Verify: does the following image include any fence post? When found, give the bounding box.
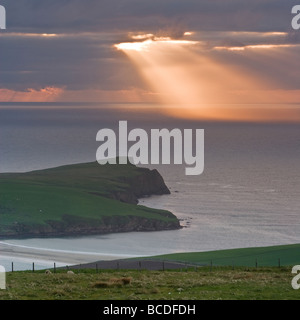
[54,263,56,273]
[255,259,258,268]
[210,260,212,272]
[32,262,35,273]
[11,262,14,273]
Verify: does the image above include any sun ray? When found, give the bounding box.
[115,35,300,122]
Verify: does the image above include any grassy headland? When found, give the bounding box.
[0,161,180,238]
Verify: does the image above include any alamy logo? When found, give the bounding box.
[0,5,6,29]
[291,265,300,289]
[292,5,300,30]
[96,121,204,176]
[0,265,5,290]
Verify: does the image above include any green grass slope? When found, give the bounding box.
[0,267,297,300]
[0,162,180,238]
[146,243,300,267]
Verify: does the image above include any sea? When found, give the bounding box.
[0,104,299,270]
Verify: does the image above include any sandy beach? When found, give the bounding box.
[0,241,197,272]
[0,241,128,268]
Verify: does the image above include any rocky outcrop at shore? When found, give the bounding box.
[3,213,180,239]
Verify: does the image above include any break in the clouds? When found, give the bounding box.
[0,0,300,107]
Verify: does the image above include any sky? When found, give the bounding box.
[0,0,300,121]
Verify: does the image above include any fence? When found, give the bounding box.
[7,257,286,273]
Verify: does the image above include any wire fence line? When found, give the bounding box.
[7,257,285,273]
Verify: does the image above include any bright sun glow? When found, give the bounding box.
[114,37,197,52]
[114,33,300,122]
[115,40,153,52]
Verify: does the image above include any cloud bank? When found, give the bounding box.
[0,0,299,108]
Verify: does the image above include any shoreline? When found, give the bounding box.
[0,241,136,267]
[2,241,300,271]
[0,241,300,271]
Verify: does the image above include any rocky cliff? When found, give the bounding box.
[3,213,180,239]
[110,168,171,204]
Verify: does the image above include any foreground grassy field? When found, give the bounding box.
[0,266,299,300]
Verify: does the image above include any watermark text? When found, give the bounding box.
[96,121,204,176]
[0,265,5,290]
[291,265,300,289]
[292,5,300,30]
[0,5,6,30]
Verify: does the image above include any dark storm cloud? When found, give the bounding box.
[1,0,299,33]
[0,33,143,91]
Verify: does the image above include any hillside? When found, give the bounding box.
[143,243,300,267]
[0,161,180,238]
